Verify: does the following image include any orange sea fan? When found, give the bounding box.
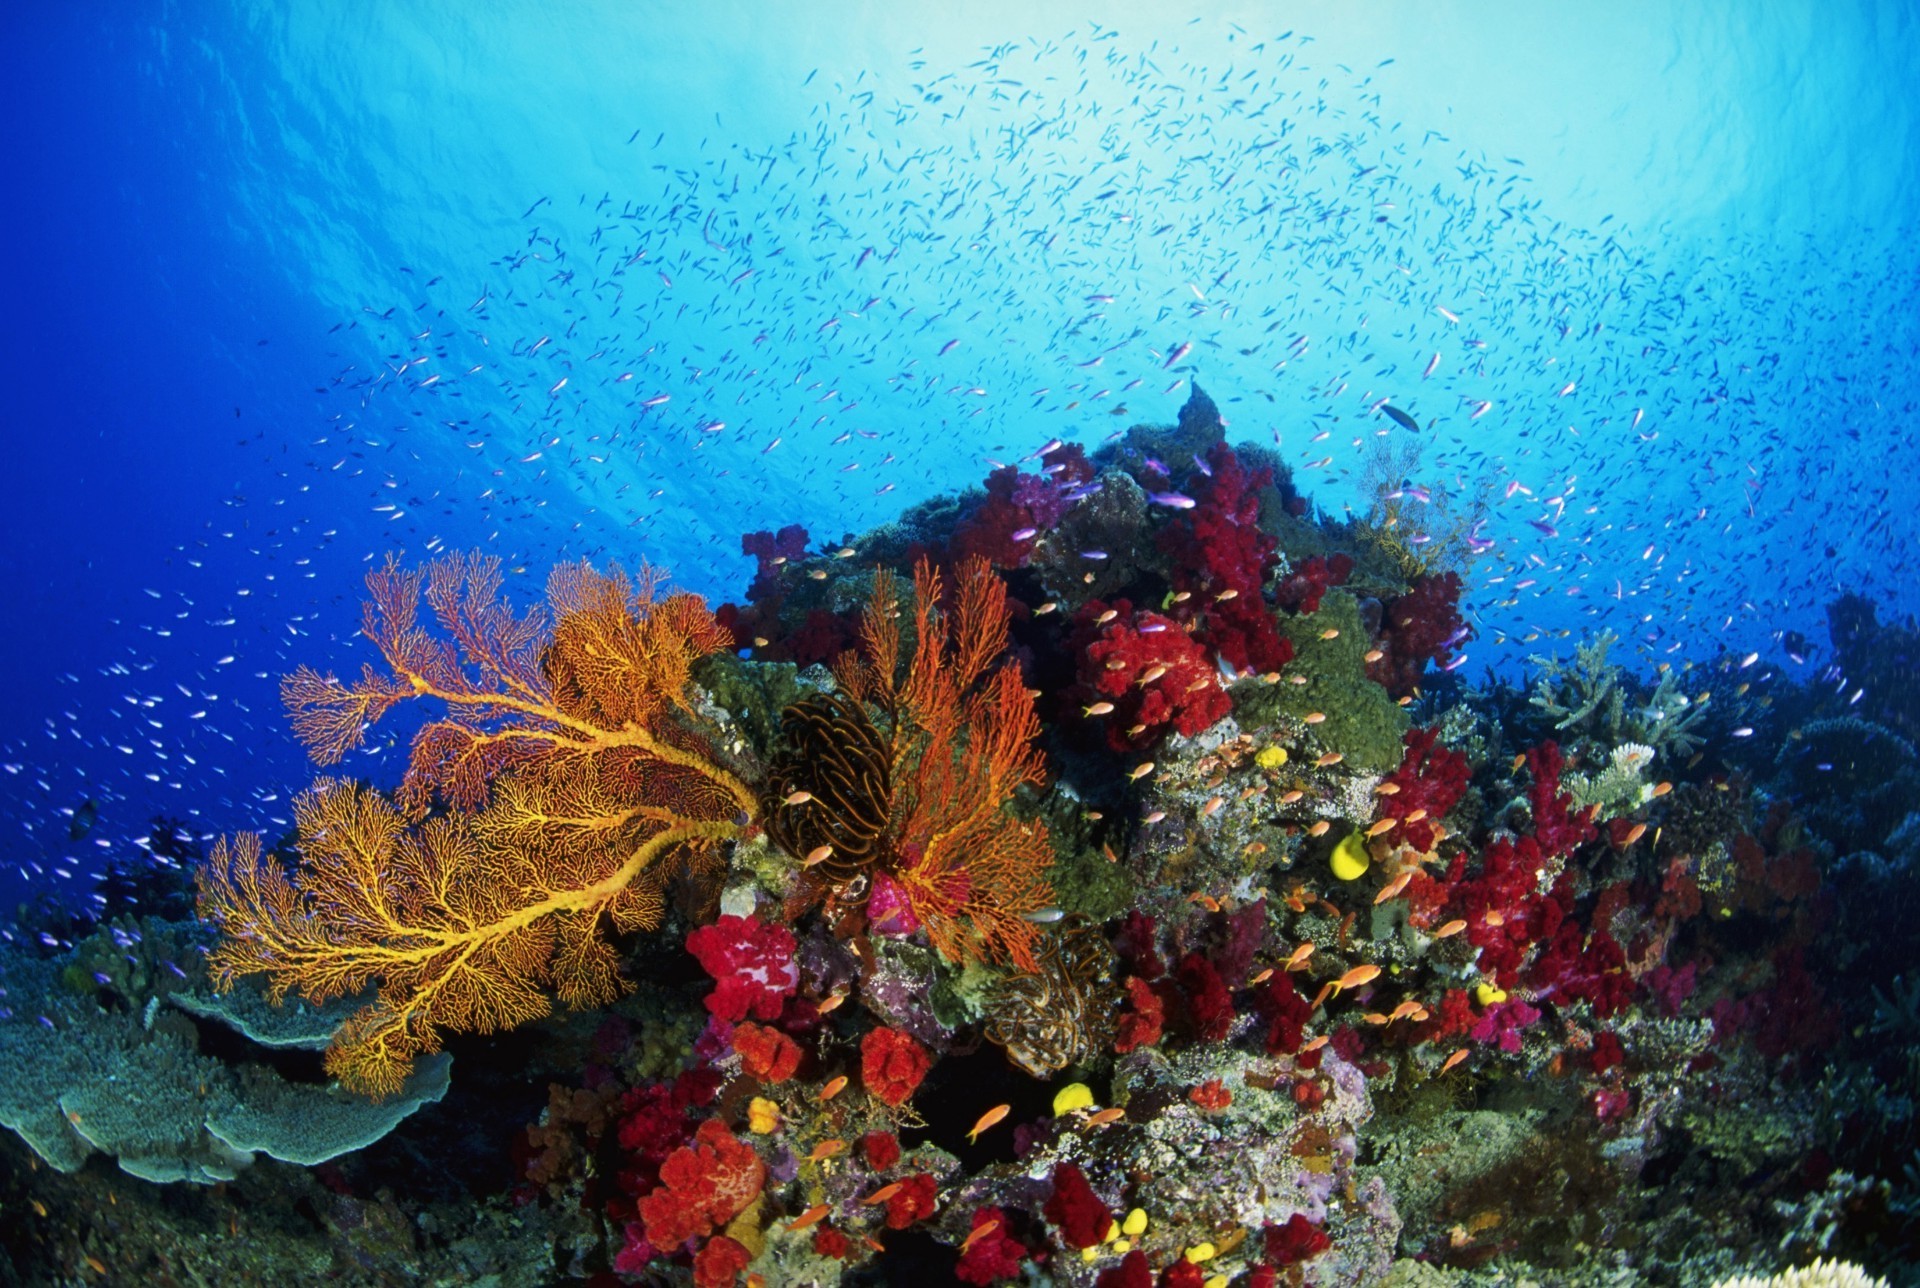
[199,552,757,1097]
[839,555,1054,971]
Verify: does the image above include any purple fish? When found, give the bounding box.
[1147,491,1197,510]
[1080,550,1109,561]
[1142,455,1170,476]
[1529,519,1559,538]
[1191,453,1214,478]
[1010,528,1038,542]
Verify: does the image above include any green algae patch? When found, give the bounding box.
[1233,588,1408,773]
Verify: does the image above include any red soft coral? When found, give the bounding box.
[1160,1262,1206,1288]
[1256,972,1314,1055]
[1274,553,1354,615]
[1043,1161,1112,1249]
[1264,1213,1333,1264]
[1096,1250,1155,1288]
[951,449,1092,570]
[1367,571,1466,698]
[1071,600,1232,751]
[638,1117,767,1250]
[1376,726,1471,854]
[812,1225,852,1259]
[685,915,799,1023]
[692,1234,752,1288]
[955,1205,1027,1285]
[862,1027,931,1108]
[863,1130,901,1170]
[1114,975,1166,1053]
[883,1172,939,1229]
[1157,442,1294,675]
[730,1022,801,1083]
[1175,952,1235,1042]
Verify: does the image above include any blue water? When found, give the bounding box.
[1,0,1916,914]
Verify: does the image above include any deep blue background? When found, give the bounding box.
[3,1,1916,915]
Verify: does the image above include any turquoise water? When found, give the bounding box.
[2,4,1918,1284]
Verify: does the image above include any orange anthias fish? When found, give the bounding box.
[786,1204,832,1232]
[1439,1048,1470,1075]
[1083,1106,1126,1128]
[1330,964,1382,995]
[1283,941,1315,971]
[863,1182,905,1206]
[804,1139,847,1164]
[968,1104,1011,1143]
[819,1075,849,1101]
[960,1217,1004,1253]
[1374,869,1415,904]
[1432,919,1468,938]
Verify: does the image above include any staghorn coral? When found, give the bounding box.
[828,555,1057,970]
[198,554,757,1097]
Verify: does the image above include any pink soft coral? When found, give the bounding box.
[685,914,799,1022]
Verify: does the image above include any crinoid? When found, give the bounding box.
[764,691,892,883]
[983,915,1119,1077]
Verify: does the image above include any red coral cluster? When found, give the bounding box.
[1157,442,1295,675]
[955,1206,1027,1285]
[1376,726,1471,853]
[1264,1213,1333,1264]
[1437,743,1595,988]
[731,1022,801,1083]
[1274,553,1354,614]
[1042,1162,1112,1249]
[637,1117,767,1249]
[1114,975,1166,1053]
[1256,972,1315,1055]
[882,1173,939,1229]
[686,915,800,1022]
[1175,952,1236,1041]
[951,447,1095,569]
[1070,600,1232,751]
[1367,570,1466,698]
[861,1026,931,1107]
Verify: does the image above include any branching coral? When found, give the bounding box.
[197,553,756,1096]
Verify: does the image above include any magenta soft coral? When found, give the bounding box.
[1377,726,1471,853]
[1156,442,1295,675]
[685,914,799,1022]
[951,447,1093,569]
[1072,600,1231,751]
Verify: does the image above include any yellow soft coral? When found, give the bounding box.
[198,554,755,1097]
